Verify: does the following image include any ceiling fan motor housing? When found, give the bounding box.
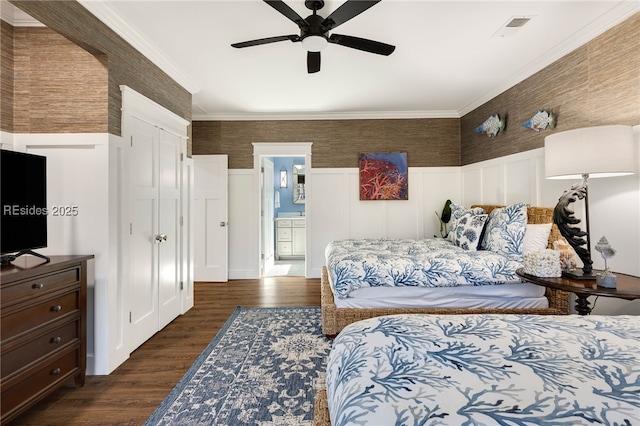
[301,14,329,51]
[304,0,325,11]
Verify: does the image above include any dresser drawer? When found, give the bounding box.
[277,220,292,228]
[1,347,80,422]
[1,267,79,307]
[1,291,80,341]
[1,319,79,379]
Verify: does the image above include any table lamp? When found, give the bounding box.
[544,125,635,279]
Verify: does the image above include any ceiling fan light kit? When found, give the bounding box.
[301,35,328,52]
[231,0,395,73]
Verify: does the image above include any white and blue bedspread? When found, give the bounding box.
[326,314,640,426]
[325,238,523,299]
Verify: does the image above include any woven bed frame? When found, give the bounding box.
[320,205,570,337]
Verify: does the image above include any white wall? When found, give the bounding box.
[1,132,129,375]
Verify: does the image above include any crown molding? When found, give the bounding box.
[192,109,461,121]
[0,0,44,27]
[77,0,200,94]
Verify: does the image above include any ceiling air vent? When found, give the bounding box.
[493,16,534,37]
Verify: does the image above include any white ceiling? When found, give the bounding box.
[4,1,639,120]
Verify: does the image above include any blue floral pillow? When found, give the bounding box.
[480,203,528,256]
[452,211,488,250]
[447,203,485,242]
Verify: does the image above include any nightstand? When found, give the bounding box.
[516,268,640,315]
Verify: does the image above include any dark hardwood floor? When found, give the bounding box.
[9,277,321,425]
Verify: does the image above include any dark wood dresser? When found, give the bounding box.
[1,255,93,424]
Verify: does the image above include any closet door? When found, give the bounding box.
[129,116,160,348]
[157,130,182,329]
[128,116,182,350]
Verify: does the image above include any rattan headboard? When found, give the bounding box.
[472,205,562,249]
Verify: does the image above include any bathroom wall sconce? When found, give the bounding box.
[280,169,288,188]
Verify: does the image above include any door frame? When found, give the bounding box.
[252,143,312,277]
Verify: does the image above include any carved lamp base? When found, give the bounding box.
[561,268,600,280]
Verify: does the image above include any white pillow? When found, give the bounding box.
[522,223,553,253]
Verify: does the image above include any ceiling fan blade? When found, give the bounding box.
[322,0,381,30]
[264,0,308,28]
[329,33,395,55]
[307,51,321,73]
[232,35,299,48]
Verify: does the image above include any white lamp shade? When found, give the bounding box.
[544,125,636,179]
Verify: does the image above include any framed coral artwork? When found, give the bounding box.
[359,152,408,200]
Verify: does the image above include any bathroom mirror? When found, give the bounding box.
[293,165,305,204]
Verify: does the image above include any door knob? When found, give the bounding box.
[220,222,227,227]
[154,234,168,244]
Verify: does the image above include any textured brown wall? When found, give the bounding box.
[1,21,14,132]
[192,118,460,169]
[461,13,640,165]
[12,27,108,133]
[6,0,191,138]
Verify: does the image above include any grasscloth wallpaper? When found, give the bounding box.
[1,21,14,132]
[192,118,460,169]
[460,12,639,165]
[4,0,191,140]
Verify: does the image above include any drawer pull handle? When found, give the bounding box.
[51,368,61,375]
[51,305,63,312]
[32,283,45,289]
[51,337,62,344]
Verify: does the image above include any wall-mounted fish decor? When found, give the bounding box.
[475,114,505,138]
[522,109,556,132]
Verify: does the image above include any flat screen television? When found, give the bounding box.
[1,149,50,266]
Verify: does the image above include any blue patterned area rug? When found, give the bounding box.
[144,306,331,426]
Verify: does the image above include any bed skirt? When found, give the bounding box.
[320,266,569,337]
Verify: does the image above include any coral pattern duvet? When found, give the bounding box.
[326,314,640,426]
[325,238,523,299]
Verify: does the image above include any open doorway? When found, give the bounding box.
[263,156,305,277]
[252,143,312,278]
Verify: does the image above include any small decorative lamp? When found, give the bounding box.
[280,168,288,188]
[544,125,635,279]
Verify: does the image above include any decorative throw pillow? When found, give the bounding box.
[452,211,489,250]
[447,203,485,242]
[480,202,528,256]
[522,223,552,253]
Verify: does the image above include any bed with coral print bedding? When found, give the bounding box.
[325,238,524,299]
[325,203,531,300]
[325,314,640,426]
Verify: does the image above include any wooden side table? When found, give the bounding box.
[516,268,640,315]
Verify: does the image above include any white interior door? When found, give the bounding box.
[261,159,275,275]
[194,155,228,282]
[181,156,195,313]
[157,130,182,329]
[128,116,160,349]
[128,115,183,349]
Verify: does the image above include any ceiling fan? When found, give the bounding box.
[231,0,395,73]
